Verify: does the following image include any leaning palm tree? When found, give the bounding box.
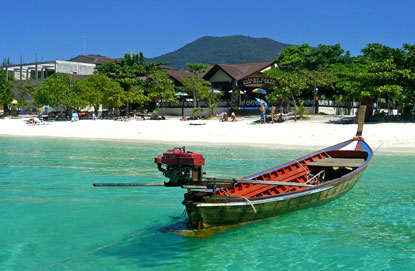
[205,91,222,118]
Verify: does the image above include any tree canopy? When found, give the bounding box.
[0,70,13,106]
[75,74,125,113]
[270,42,415,119]
[95,53,163,108]
[34,73,75,113]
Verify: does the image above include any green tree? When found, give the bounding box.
[187,63,209,108]
[148,70,177,115]
[204,91,222,118]
[11,80,38,100]
[12,99,28,116]
[307,44,351,70]
[180,76,211,115]
[402,43,415,71]
[76,74,124,115]
[0,70,14,110]
[96,53,161,111]
[187,63,209,74]
[361,43,404,66]
[300,68,336,113]
[276,43,312,71]
[34,73,75,116]
[265,69,310,120]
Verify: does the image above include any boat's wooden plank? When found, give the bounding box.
[204,177,313,187]
[93,182,164,186]
[182,185,208,189]
[221,179,313,187]
[307,158,365,168]
[239,166,310,198]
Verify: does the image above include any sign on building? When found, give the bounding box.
[241,77,277,86]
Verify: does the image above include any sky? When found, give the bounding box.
[1,0,415,64]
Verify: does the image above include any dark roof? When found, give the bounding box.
[69,55,115,65]
[203,61,274,81]
[159,66,193,84]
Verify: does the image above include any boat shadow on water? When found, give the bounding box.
[158,215,283,239]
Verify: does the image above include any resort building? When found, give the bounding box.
[2,55,115,82]
[202,61,278,93]
[1,54,357,116]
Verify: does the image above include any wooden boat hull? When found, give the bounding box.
[183,137,373,229]
[185,170,364,228]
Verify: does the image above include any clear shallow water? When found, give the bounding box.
[0,137,414,270]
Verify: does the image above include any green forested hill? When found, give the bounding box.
[147,35,294,69]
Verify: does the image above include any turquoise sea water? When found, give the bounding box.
[0,137,414,270]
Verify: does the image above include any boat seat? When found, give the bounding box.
[306,158,365,168]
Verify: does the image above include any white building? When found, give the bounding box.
[2,55,115,81]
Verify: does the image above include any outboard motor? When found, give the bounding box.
[155,147,205,187]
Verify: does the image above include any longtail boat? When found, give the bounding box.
[94,106,372,232]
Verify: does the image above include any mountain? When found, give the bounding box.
[147,35,294,70]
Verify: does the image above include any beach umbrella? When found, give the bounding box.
[175,92,188,96]
[255,98,269,109]
[252,88,267,94]
[209,89,221,93]
[175,92,188,119]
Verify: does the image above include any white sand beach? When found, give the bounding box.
[1,115,414,152]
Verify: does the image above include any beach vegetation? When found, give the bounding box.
[148,70,177,114]
[295,101,308,120]
[275,43,312,71]
[180,75,211,109]
[0,70,13,108]
[270,42,415,120]
[192,108,204,119]
[11,80,38,101]
[264,69,310,120]
[96,53,161,111]
[187,63,209,109]
[204,90,223,118]
[75,74,124,114]
[34,73,77,117]
[11,99,28,116]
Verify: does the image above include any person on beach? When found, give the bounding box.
[271,105,276,124]
[219,112,228,122]
[260,103,266,124]
[231,112,237,122]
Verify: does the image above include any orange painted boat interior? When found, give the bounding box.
[215,148,368,200]
[216,152,329,199]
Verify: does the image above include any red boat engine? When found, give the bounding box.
[155,147,205,187]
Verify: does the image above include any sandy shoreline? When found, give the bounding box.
[1,115,414,153]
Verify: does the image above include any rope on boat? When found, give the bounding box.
[221,189,257,214]
[294,158,315,183]
[294,158,325,185]
[294,158,309,174]
[305,170,325,185]
[35,229,145,271]
[323,151,332,158]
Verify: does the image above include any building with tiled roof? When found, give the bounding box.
[202,61,278,89]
